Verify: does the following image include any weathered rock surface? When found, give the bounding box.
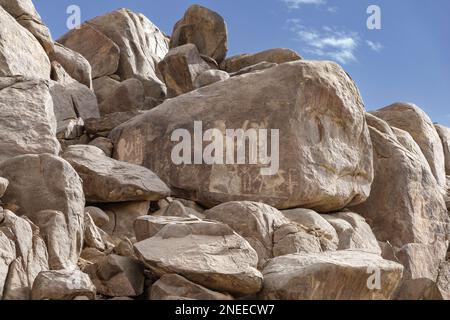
[89,137,114,157]
[98,78,145,115]
[86,8,169,98]
[152,200,204,219]
[151,274,233,300]
[0,210,49,300]
[56,118,84,140]
[372,103,446,189]
[85,254,145,297]
[58,23,120,79]
[51,43,92,89]
[353,114,449,299]
[85,207,110,229]
[170,5,228,63]
[101,201,151,238]
[0,154,85,270]
[93,76,121,105]
[221,48,301,73]
[134,216,200,242]
[322,211,381,254]
[0,6,50,79]
[230,62,278,77]
[205,201,322,268]
[435,124,450,175]
[194,69,229,89]
[282,208,338,251]
[436,262,450,300]
[31,270,96,300]
[85,111,144,136]
[62,145,170,203]
[134,220,263,295]
[158,44,211,97]
[0,77,60,163]
[84,213,107,252]
[111,60,373,212]
[260,251,404,300]
[65,81,100,120]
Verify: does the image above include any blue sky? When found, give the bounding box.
[34,0,450,126]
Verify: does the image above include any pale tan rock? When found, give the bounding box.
[48,80,78,123]
[84,111,144,136]
[62,145,170,203]
[50,61,77,86]
[0,77,60,163]
[134,220,263,295]
[89,137,114,157]
[0,6,51,79]
[65,81,100,120]
[85,207,110,228]
[101,201,151,238]
[151,274,233,300]
[260,251,404,300]
[221,48,301,73]
[230,62,278,77]
[56,118,84,140]
[322,211,381,255]
[158,44,211,97]
[28,210,76,270]
[0,210,49,300]
[84,213,106,251]
[436,261,450,300]
[0,154,85,270]
[32,270,96,300]
[87,8,169,98]
[98,78,145,115]
[0,0,54,55]
[85,254,145,297]
[205,201,321,268]
[353,114,449,299]
[435,124,450,175]
[0,230,16,300]
[0,177,8,198]
[170,5,228,63]
[152,200,204,219]
[134,216,201,242]
[58,23,120,79]
[194,69,229,89]
[282,208,338,251]
[51,43,92,89]
[111,61,373,212]
[372,103,446,189]
[93,76,121,104]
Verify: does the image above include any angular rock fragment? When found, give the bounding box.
[194,69,229,89]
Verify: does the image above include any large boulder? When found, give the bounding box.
[98,78,145,115]
[150,274,233,300]
[260,251,404,300]
[0,177,8,198]
[435,124,450,175]
[0,154,85,269]
[221,48,302,73]
[0,6,50,79]
[65,81,100,120]
[353,114,449,299]
[84,111,144,136]
[58,23,120,79]
[31,270,96,300]
[170,5,228,63]
[372,103,446,189]
[86,8,169,97]
[0,210,49,300]
[158,44,211,97]
[62,145,170,203]
[204,201,323,268]
[0,0,54,55]
[51,43,92,89]
[134,220,263,296]
[194,69,230,89]
[0,77,60,163]
[111,60,373,212]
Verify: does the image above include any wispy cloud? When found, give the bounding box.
[366,40,384,52]
[282,0,326,10]
[287,20,359,64]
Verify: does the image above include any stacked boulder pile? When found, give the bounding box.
[0,0,449,300]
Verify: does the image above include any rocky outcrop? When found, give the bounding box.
[372,103,447,189]
[98,78,145,115]
[111,60,373,212]
[435,124,450,175]
[353,113,449,299]
[0,77,60,163]
[170,5,228,63]
[62,145,170,203]
[260,251,404,300]
[194,69,230,89]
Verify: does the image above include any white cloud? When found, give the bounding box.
[366,40,384,52]
[282,0,326,9]
[288,20,359,64]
